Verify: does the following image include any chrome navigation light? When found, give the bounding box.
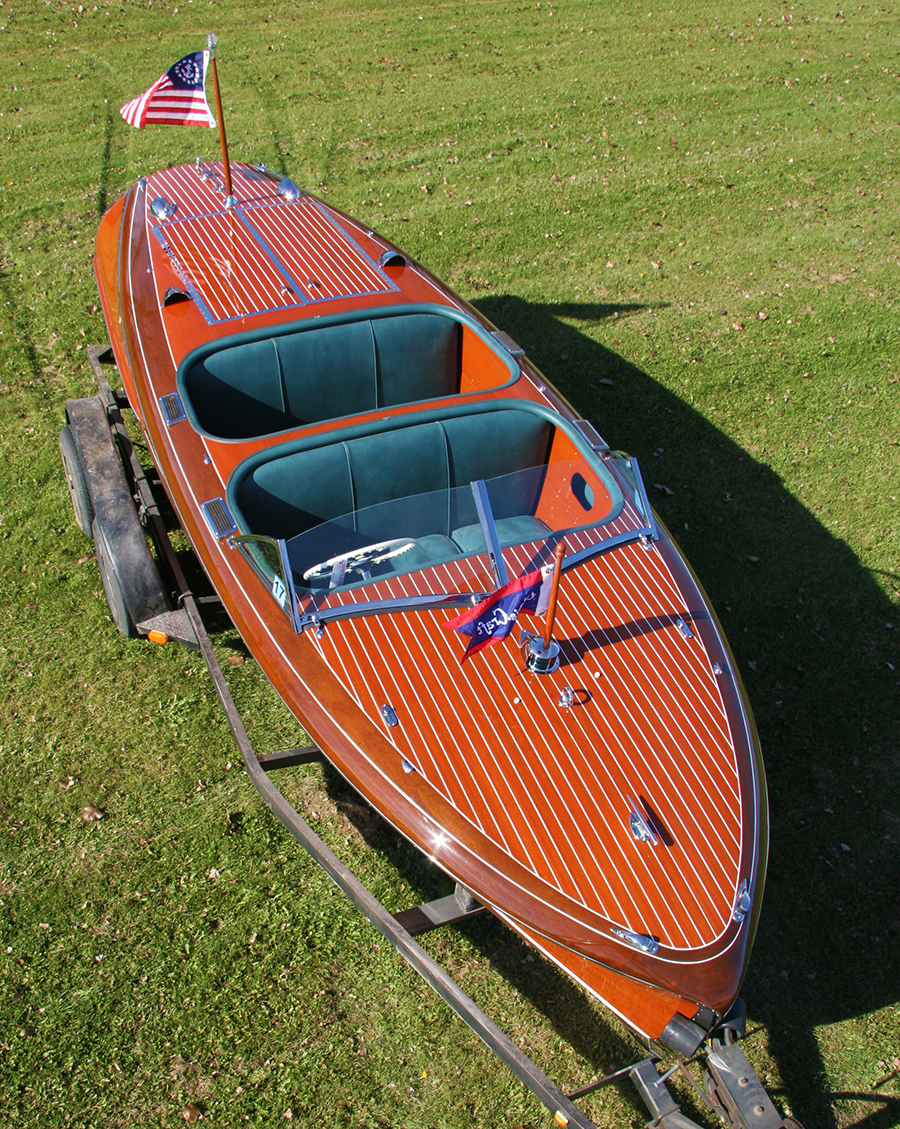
[277,177,301,200]
[150,197,177,219]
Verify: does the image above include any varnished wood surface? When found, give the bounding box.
[92,161,767,1038]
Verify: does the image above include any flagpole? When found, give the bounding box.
[542,541,566,650]
[206,33,234,205]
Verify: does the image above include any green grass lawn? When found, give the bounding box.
[1,2,898,1126]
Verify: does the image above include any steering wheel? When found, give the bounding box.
[302,537,417,582]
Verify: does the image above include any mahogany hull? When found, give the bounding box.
[93,161,767,1042]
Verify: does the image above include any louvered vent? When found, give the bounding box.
[159,392,187,426]
[201,498,237,538]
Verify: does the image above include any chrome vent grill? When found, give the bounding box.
[159,392,186,426]
[201,498,237,538]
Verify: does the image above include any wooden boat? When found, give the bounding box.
[88,158,767,1054]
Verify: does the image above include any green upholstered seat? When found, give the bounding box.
[180,311,463,440]
[230,407,553,545]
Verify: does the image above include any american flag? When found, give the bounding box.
[120,51,215,129]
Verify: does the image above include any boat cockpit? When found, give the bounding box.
[225,400,657,632]
[176,303,520,440]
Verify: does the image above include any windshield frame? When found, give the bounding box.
[278,450,658,635]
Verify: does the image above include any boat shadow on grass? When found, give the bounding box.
[319,295,898,1129]
[473,296,900,1129]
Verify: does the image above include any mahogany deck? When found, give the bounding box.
[93,160,767,1041]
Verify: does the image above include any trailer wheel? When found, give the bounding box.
[92,516,138,638]
[66,394,171,638]
[59,425,94,538]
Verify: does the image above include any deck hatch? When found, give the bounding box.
[201,497,237,538]
[159,391,187,426]
[150,195,399,325]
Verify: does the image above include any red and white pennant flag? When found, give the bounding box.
[120,51,216,129]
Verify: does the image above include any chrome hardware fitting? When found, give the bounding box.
[150,196,177,219]
[401,759,415,774]
[558,686,575,709]
[732,879,752,922]
[379,250,406,268]
[675,615,694,639]
[159,391,186,427]
[490,330,525,357]
[712,662,724,676]
[574,419,609,452]
[277,177,300,200]
[162,286,190,307]
[200,498,237,538]
[627,795,659,846]
[612,928,660,955]
[381,704,399,728]
[522,631,561,675]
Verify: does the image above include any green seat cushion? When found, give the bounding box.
[278,319,376,425]
[181,310,468,440]
[373,314,460,407]
[451,516,551,555]
[186,338,285,439]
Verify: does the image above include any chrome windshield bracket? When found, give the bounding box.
[471,478,509,588]
[629,456,659,540]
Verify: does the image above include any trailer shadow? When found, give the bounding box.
[315,757,660,1121]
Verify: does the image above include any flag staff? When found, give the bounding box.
[541,541,566,650]
[206,33,234,205]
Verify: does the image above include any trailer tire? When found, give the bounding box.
[66,394,171,637]
[59,425,94,538]
[92,517,139,638]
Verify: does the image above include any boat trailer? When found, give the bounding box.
[59,344,802,1129]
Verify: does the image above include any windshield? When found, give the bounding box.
[283,456,649,600]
